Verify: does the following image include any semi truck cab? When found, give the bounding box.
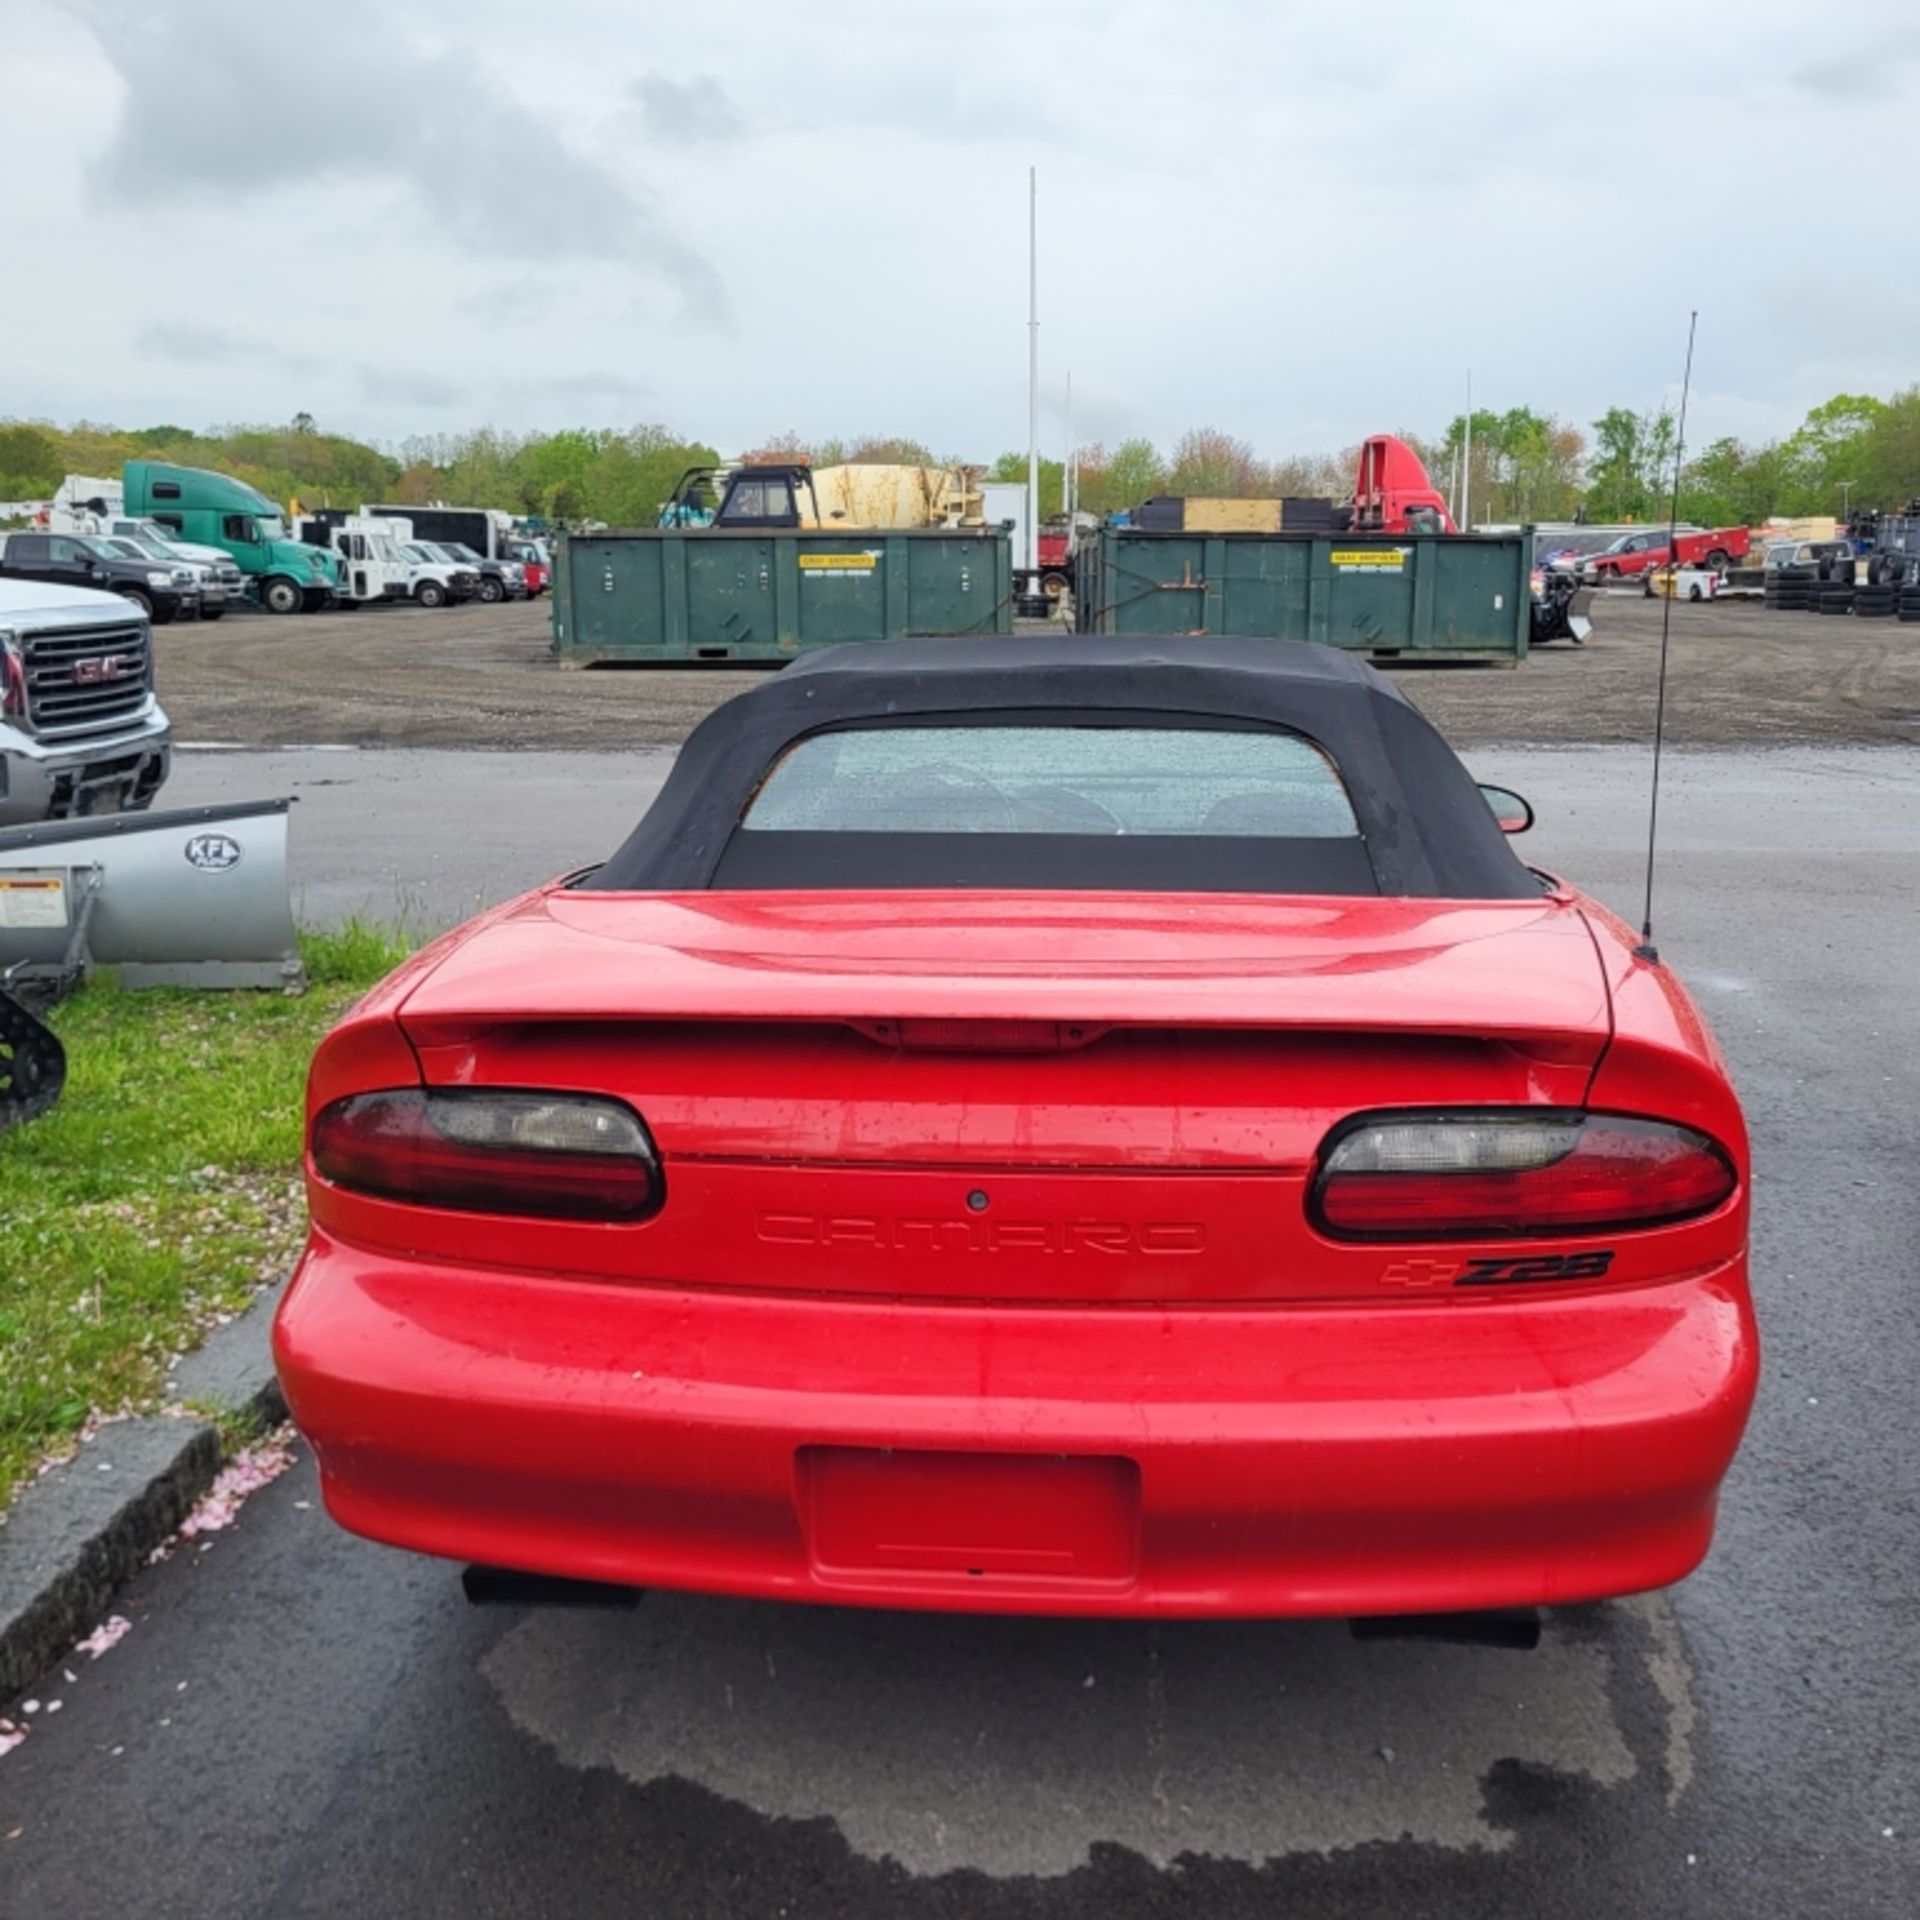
[125,461,342,614]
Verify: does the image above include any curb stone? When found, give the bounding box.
[0,1276,288,1701]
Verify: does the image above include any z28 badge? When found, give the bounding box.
[1379,1251,1617,1288]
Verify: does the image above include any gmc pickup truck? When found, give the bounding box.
[0,578,171,824]
[1581,525,1751,581]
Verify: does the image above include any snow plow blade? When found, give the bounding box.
[1531,577,1593,646]
[0,798,303,993]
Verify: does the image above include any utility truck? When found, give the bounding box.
[293,514,417,605]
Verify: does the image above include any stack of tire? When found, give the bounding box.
[1855,555,1909,621]
[1766,554,1919,619]
[1765,565,1815,613]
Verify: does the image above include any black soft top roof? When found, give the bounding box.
[584,635,1537,899]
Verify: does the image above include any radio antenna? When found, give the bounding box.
[1635,309,1698,965]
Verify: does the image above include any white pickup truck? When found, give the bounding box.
[0,578,171,824]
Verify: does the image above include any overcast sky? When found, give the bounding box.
[6,0,1918,462]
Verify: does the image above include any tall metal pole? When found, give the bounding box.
[1027,165,1040,575]
[1460,369,1473,530]
[1063,369,1073,517]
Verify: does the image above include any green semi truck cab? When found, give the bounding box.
[124,461,343,614]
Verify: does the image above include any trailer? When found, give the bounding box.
[1073,527,1533,664]
[362,505,513,559]
[551,528,1012,666]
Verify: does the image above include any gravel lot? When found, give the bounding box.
[156,592,1920,752]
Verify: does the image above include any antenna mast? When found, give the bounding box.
[1635,309,1699,965]
[1026,165,1040,578]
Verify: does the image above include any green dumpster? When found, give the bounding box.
[551,529,1012,666]
[1074,528,1532,664]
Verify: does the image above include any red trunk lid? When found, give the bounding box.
[389,889,1611,1304]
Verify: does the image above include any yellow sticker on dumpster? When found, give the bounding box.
[1330,548,1406,571]
[0,875,68,929]
[798,553,880,572]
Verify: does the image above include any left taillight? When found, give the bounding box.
[311,1088,663,1222]
[1310,1110,1737,1241]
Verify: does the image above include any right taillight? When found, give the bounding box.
[311,1088,662,1222]
[1311,1110,1737,1241]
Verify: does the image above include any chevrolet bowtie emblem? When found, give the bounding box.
[1377,1259,1463,1290]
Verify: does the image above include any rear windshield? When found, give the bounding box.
[709,717,1377,893]
[741,724,1360,838]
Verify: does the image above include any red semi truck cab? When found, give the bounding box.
[1352,435,1456,534]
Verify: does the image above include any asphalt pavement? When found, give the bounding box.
[2,742,1915,1917]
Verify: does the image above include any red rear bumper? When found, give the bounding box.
[275,1236,1757,1618]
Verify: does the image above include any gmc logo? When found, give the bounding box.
[73,654,138,685]
[756,1213,1207,1256]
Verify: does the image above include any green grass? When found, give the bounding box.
[0,924,410,1507]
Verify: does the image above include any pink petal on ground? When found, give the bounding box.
[76,1614,134,1660]
[0,1720,25,1758]
[176,1435,296,1538]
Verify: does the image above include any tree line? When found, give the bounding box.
[4,388,1918,530]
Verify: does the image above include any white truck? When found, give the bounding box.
[0,577,171,823]
[378,519,480,607]
[292,514,415,606]
[46,477,247,615]
[291,513,475,607]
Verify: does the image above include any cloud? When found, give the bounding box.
[459,279,562,328]
[140,320,322,380]
[355,364,647,414]
[630,73,743,143]
[1788,47,1913,98]
[76,0,725,312]
[15,0,1920,454]
[140,320,272,364]
[512,371,650,405]
[359,366,466,410]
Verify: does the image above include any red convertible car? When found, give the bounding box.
[276,637,1757,1625]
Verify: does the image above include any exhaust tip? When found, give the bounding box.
[461,1565,644,1611]
[1349,1610,1542,1651]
